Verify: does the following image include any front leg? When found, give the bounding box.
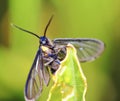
[43,57,54,66]
[54,45,66,61]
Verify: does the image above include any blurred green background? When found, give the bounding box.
[0,0,120,101]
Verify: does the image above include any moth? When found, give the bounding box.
[13,15,104,101]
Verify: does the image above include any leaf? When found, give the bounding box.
[47,44,87,101]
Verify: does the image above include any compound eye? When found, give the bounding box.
[42,40,46,44]
[40,40,46,45]
[40,36,48,45]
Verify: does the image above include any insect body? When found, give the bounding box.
[13,15,104,101]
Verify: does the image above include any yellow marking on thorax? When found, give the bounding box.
[41,46,49,52]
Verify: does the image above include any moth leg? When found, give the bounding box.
[54,46,66,61]
[50,59,61,73]
[44,57,54,66]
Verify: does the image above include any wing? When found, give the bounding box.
[53,38,104,62]
[24,48,50,101]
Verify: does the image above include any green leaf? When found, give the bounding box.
[47,44,87,101]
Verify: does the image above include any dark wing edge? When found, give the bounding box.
[53,38,105,62]
[24,49,50,101]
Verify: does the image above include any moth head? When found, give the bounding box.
[40,36,48,45]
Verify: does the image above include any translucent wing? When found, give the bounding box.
[24,49,50,101]
[53,38,104,62]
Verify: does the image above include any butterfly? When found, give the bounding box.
[12,15,104,101]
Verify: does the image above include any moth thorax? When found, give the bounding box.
[41,46,51,54]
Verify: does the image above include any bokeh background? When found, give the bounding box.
[0,0,120,101]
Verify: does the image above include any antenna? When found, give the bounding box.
[11,24,40,39]
[44,15,54,37]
